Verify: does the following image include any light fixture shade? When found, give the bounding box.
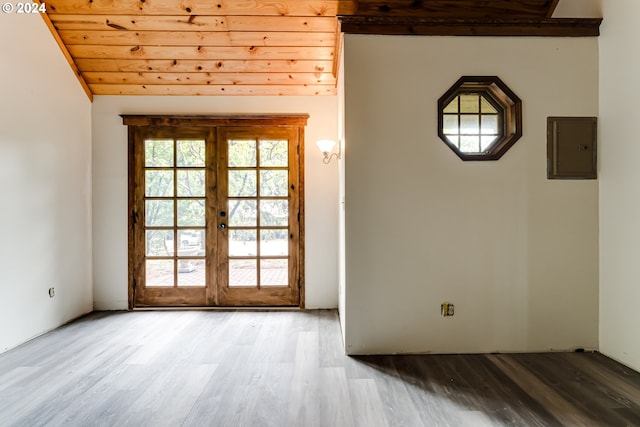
[316,139,336,155]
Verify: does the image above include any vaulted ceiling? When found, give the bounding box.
[37,0,600,100]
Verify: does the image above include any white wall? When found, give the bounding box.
[599,0,640,372]
[552,0,601,17]
[343,35,599,354]
[0,13,92,353]
[337,38,347,345]
[92,96,339,310]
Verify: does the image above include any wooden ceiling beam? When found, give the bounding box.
[58,30,336,47]
[89,84,337,96]
[351,0,558,18]
[50,15,338,33]
[67,45,334,61]
[332,18,342,78]
[74,59,334,74]
[122,114,310,127]
[230,15,338,32]
[82,72,336,86]
[338,16,602,37]
[46,0,356,16]
[50,14,229,31]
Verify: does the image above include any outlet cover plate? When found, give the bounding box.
[441,303,454,317]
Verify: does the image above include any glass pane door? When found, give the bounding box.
[127,119,304,308]
[134,130,209,307]
[217,128,300,306]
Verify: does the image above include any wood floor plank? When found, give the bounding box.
[0,340,139,425]
[318,309,346,368]
[348,378,390,427]
[513,352,640,424]
[360,356,424,427]
[51,364,159,425]
[472,355,556,426]
[488,353,599,426]
[114,363,217,426]
[565,351,640,407]
[438,355,524,425]
[319,367,354,427]
[457,410,503,427]
[287,330,321,426]
[391,354,468,426]
[1,310,640,426]
[235,364,293,427]
[0,366,41,393]
[123,311,196,365]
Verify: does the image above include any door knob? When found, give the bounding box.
[218,223,227,230]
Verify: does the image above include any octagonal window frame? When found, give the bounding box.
[437,76,523,161]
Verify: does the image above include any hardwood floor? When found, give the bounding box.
[1,310,639,426]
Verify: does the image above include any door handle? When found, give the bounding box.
[218,223,227,230]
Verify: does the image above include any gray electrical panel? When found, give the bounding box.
[547,117,597,180]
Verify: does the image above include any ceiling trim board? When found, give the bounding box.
[338,16,602,37]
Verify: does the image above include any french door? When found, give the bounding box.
[126,115,306,308]
[216,127,301,305]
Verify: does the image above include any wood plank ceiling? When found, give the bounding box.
[38,0,599,99]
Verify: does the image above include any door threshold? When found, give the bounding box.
[132,306,303,312]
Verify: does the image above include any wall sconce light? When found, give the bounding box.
[316,139,341,164]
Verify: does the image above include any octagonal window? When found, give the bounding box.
[438,76,522,161]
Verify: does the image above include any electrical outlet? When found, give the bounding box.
[48,288,55,298]
[441,302,454,317]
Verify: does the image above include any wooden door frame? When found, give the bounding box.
[216,126,302,306]
[128,126,212,307]
[124,114,308,310]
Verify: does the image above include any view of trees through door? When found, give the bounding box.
[144,136,207,289]
[125,115,307,308]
